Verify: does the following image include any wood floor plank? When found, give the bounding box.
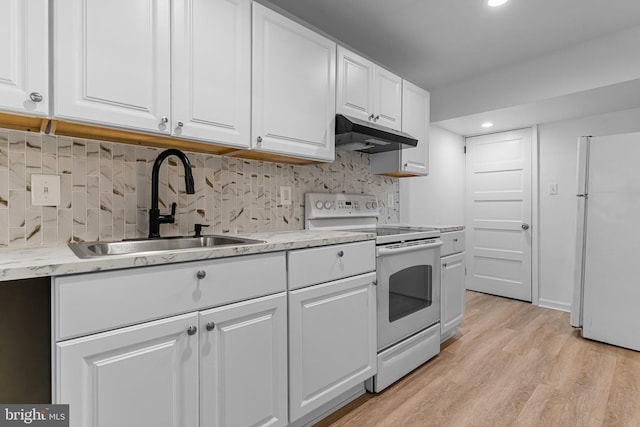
[315,291,640,427]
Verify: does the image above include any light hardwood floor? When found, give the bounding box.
[315,291,640,427]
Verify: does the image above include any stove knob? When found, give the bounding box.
[315,201,324,209]
[372,202,377,209]
[366,202,372,209]
[323,201,332,209]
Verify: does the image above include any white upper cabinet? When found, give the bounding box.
[370,80,430,177]
[337,46,402,131]
[0,0,48,116]
[400,80,430,175]
[54,0,172,133]
[336,47,374,123]
[252,3,336,162]
[373,66,402,130]
[54,0,251,148]
[172,0,251,147]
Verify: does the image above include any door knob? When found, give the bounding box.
[521,223,530,230]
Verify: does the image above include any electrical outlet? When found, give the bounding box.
[280,186,292,206]
[31,174,61,206]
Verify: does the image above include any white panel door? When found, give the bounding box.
[252,3,336,161]
[465,129,532,301]
[55,312,199,427]
[200,292,288,427]
[54,0,172,133]
[288,273,376,422]
[0,0,48,115]
[373,67,402,130]
[172,0,250,147]
[336,46,374,122]
[400,80,430,176]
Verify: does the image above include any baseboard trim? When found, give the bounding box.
[538,298,571,312]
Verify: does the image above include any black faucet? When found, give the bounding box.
[148,149,195,238]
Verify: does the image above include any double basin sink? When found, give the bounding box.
[69,235,266,259]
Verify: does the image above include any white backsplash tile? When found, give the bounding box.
[0,127,399,248]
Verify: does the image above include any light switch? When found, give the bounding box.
[548,183,558,196]
[280,186,292,206]
[31,174,61,206]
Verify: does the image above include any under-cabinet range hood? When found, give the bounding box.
[335,114,418,154]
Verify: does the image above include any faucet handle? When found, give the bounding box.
[157,202,177,224]
[194,223,210,237]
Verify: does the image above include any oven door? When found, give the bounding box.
[376,239,442,351]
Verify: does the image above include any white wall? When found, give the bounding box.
[537,106,640,311]
[431,24,640,122]
[399,125,465,226]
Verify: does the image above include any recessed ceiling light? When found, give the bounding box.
[482,122,494,128]
[487,0,509,7]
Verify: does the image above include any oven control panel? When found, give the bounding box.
[305,193,379,219]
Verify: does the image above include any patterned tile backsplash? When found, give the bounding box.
[0,128,399,248]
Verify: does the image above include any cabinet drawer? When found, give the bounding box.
[287,241,375,290]
[440,231,465,257]
[54,252,286,341]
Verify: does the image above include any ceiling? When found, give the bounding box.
[264,0,640,135]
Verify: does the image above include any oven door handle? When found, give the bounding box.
[377,240,443,256]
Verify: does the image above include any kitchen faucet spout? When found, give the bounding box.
[148,149,195,238]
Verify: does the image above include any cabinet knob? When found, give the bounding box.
[177,121,184,128]
[374,115,380,121]
[522,223,530,230]
[368,114,375,121]
[257,136,262,143]
[206,322,216,331]
[160,116,169,123]
[187,326,198,335]
[29,92,43,103]
[453,238,458,242]
[196,270,206,280]
[403,163,408,169]
[337,250,344,258]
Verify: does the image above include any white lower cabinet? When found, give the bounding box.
[56,312,200,427]
[440,231,466,342]
[288,273,376,422]
[200,293,288,427]
[54,252,287,427]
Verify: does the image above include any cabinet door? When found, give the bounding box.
[289,273,376,422]
[252,3,336,161]
[200,292,287,427]
[373,67,402,130]
[55,312,199,427]
[441,252,465,340]
[400,80,430,176]
[336,46,374,123]
[54,0,171,133]
[172,0,250,147]
[0,0,48,115]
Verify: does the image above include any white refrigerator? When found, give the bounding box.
[571,132,640,351]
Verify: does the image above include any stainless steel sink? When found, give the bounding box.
[68,235,266,258]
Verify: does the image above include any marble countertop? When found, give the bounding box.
[0,230,376,282]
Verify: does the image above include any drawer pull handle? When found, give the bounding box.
[187,326,198,336]
[337,250,344,257]
[196,270,206,280]
[206,322,216,331]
